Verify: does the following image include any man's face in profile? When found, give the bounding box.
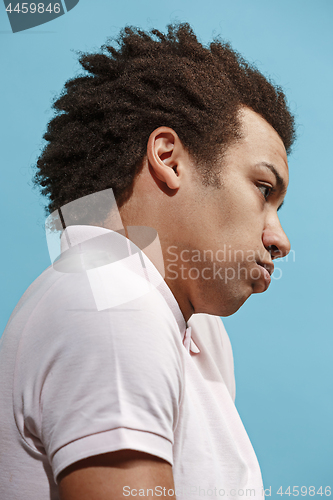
[164,107,290,317]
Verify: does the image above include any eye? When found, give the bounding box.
[257,183,273,200]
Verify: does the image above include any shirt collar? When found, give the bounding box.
[60,225,200,354]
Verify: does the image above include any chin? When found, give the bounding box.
[219,299,248,317]
[222,285,254,316]
[197,289,252,317]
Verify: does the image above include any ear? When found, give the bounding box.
[147,127,183,190]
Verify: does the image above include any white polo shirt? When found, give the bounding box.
[0,225,264,499]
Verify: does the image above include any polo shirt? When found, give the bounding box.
[0,225,264,499]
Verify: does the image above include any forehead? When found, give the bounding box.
[231,107,289,180]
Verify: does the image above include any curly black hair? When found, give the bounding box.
[34,23,296,226]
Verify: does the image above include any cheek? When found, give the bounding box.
[215,193,255,227]
[220,199,264,243]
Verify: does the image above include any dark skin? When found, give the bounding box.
[58,450,176,500]
[119,107,290,320]
[58,107,290,499]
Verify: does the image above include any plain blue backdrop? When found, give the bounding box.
[1,0,332,493]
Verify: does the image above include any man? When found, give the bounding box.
[0,24,295,499]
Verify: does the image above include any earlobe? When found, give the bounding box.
[147,127,181,190]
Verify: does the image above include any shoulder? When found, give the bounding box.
[12,266,185,479]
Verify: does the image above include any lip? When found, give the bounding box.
[257,261,274,276]
[256,261,274,291]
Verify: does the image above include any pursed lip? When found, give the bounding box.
[256,261,274,292]
[257,261,274,276]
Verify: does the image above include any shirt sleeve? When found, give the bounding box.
[13,270,184,483]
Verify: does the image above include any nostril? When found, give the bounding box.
[267,245,282,259]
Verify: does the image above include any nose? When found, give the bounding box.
[262,217,291,260]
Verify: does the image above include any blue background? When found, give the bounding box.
[1,0,332,493]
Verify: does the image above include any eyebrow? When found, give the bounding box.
[256,162,287,211]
